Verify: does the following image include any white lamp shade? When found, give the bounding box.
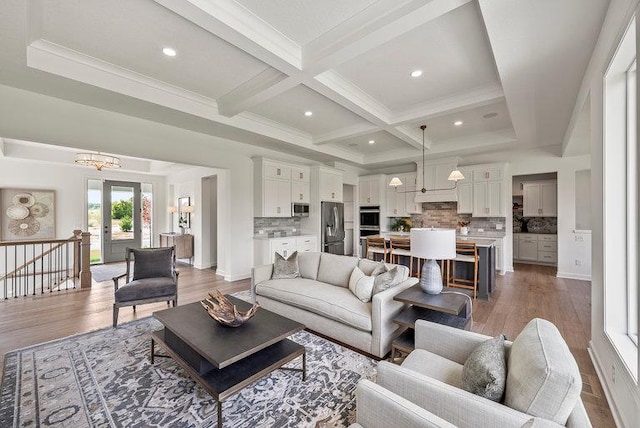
[448,170,465,181]
[167,206,178,214]
[410,228,456,260]
[389,176,403,187]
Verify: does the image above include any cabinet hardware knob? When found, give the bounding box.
[277,168,281,175]
[300,173,303,179]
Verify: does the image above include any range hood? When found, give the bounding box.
[414,189,458,203]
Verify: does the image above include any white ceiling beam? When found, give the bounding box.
[153,0,302,73]
[391,84,505,125]
[313,123,379,145]
[304,0,473,72]
[195,0,473,120]
[217,69,297,117]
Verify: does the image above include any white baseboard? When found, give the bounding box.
[556,271,591,281]
[588,343,624,428]
[224,272,251,282]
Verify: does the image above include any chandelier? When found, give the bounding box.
[388,125,464,192]
[74,152,121,171]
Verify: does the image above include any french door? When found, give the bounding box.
[102,180,141,263]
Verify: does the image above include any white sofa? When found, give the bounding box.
[350,319,591,428]
[251,252,418,358]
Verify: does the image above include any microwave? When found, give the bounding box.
[292,203,310,217]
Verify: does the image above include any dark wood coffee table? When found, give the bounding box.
[391,285,472,362]
[151,296,305,427]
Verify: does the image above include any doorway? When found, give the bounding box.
[102,180,142,263]
[201,175,218,269]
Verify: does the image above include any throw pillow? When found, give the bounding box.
[348,266,375,302]
[132,247,173,280]
[272,251,300,279]
[371,260,390,276]
[461,334,507,402]
[372,266,402,295]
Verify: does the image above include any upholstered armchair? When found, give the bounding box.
[350,319,591,428]
[112,247,179,327]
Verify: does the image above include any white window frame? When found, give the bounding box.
[603,16,639,381]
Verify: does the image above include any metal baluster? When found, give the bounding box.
[48,243,52,293]
[40,243,44,295]
[65,241,69,290]
[32,243,36,296]
[3,247,6,299]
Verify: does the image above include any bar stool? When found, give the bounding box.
[389,237,416,277]
[447,242,479,299]
[366,237,389,262]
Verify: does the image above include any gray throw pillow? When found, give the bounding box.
[132,248,173,280]
[372,266,402,295]
[461,334,507,402]
[272,251,300,279]
[371,260,390,276]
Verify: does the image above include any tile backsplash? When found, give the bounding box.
[254,217,301,235]
[408,202,505,234]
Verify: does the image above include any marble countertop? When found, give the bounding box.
[253,233,316,240]
[364,233,497,247]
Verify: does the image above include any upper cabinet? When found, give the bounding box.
[523,181,557,217]
[456,167,473,214]
[467,163,507,218]
[414,159,459,203]
[291,166,310,203]
[385,173,420,217]
[254,157,310,217]
[319,168,343,202]
[359,175,384,206]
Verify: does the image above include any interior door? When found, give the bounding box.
[103,180,142,263]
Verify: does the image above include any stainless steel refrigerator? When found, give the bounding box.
[321,201,345,255]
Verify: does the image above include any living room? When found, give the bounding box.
[0,0,639,427]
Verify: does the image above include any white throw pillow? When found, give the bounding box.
[348,266,375,302]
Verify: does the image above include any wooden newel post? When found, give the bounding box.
[79,232,92,288]
[73,229,82,279]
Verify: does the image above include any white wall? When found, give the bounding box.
[575,169,592,230]
[0,156,166,242]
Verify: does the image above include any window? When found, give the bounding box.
[603,17,638,378]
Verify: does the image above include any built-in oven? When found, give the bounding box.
[359,207,380,228]
[359,226,380,237]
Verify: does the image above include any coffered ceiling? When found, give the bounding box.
[0,0,611,169]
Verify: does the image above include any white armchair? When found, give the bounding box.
[350,319,591,428]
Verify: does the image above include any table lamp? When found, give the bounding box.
[411,228,456,294]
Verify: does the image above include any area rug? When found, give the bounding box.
[90,262,127,283]
[0,317,376,427]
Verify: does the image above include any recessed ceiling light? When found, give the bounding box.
[410,70,423,78]
[454,120,463,126]
[162,47,177,57]
[368,140,375,144]
[304,111,313,117]
[483,112,498,119]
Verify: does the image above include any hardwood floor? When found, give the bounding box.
[0,262,614,426]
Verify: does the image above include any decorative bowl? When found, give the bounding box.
[200,289,259,327]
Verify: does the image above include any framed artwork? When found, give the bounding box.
[178,197,191,229]
[1,189,56,241]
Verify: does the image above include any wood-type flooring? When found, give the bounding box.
[0,261,615,427]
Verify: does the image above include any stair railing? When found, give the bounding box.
[0,230,91,299]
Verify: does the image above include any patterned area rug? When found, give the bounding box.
[0,315,376,427]
[90,262,127,283]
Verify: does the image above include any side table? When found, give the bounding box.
[391,285,472,362]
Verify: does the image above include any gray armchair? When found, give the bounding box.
[350,319,591,428]
[112,247,179,327]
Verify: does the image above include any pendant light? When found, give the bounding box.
[388,125,464,192]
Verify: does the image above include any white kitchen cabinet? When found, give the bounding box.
[513,234,520,259]
[473,166,503,181]
[416,160,458,191]
[320,169,343,202]
[296,236,317,253]
[494,237,503,272]
[254,235,319,265]
[263,178,291,217]
[359,175,383,206]
[291,181,310,203]
[523,180,557,217]
[386,186,401,216]
[291,167,310,182]
[264,162,291,180]
[403,173,421,214]
[456,181,473,214]
[518,235,538,261]
[472,180,504,217]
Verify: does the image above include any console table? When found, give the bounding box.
[391,285,472,362]
[159,233,194,265]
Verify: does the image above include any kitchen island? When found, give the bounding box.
[363,233,497,300]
